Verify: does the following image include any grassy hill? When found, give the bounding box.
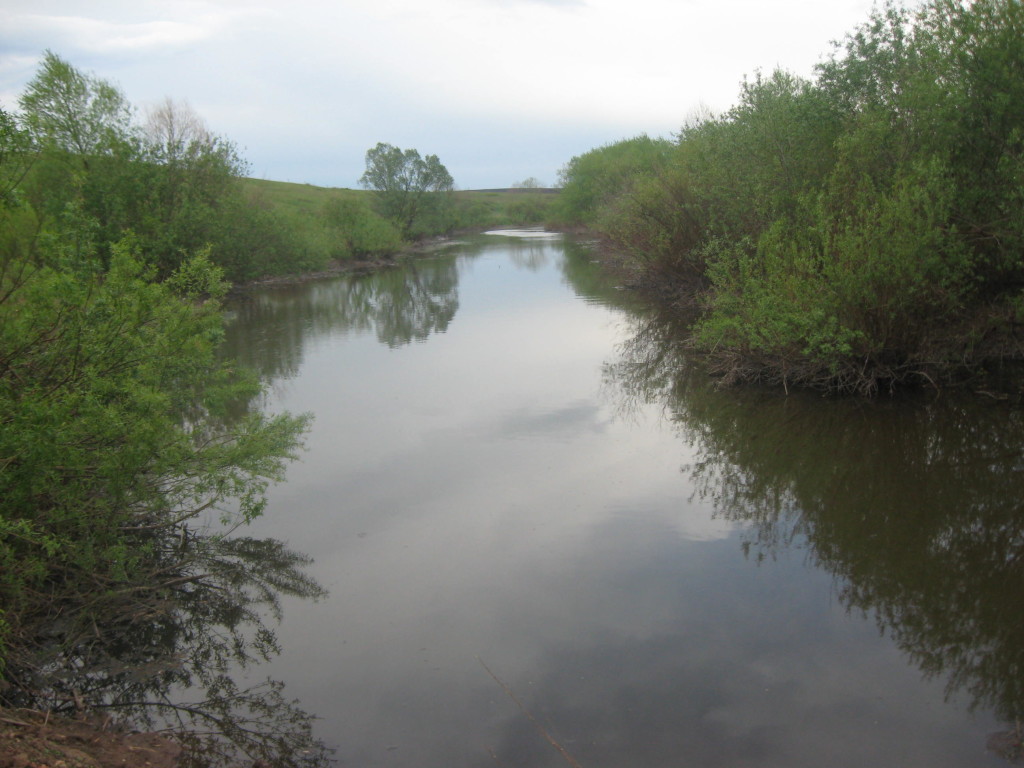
[241,178,363,215]
[241,178,560,232]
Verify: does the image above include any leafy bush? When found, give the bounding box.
[1,54,331,763]
[321,196,403,257]
[569,0,1024,393]
[0,239,327,764]
[13,52,324,283]
[555,134,672,226]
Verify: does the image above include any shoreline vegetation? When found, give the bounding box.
[224,178,565,292]
[556,0,1024,396]
[1,0,1022,764]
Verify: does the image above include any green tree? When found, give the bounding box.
[17,51,140,260]
[0,108,36,208]
[0,108,39,273]
[19,50,134,162]
[569,0,1024,393]
[15,53,315,282]
[0,237,326,763]
[359,142,454,238]
[555,135,672,225]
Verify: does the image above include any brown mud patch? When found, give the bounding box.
[0,710,180,768]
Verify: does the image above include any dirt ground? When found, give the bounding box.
[0,709,180,768]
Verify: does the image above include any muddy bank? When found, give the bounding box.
[0,709,180,768]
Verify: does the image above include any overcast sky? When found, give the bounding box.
[0,0,884,190]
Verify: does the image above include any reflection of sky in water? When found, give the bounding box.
[242,240,1003,767]
[484,228,564,239]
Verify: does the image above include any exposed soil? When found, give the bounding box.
[0,710,180,768]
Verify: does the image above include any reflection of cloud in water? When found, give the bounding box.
[473,519,994,768]
[605,498,734,543]
[491,400,607,441]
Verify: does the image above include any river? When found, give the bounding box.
[222,231,1022,767]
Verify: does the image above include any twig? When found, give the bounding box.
[478,657,583,768]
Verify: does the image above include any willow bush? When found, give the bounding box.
[560,0,1024,393]
[1,54,331,765]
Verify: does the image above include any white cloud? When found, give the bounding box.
[12,14,213,52]
[0,0,884,187]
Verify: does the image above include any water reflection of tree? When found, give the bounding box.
[505,237,554,271]
[5,525,331,767]
[222,256,461,384]
[364,263,459,346]
[558,237,648,310]
[605,312,1024,731]
[224,234,627,392]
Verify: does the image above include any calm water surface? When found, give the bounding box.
[223,232,1023,767]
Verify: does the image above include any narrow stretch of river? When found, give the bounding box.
[223,232,1022,767]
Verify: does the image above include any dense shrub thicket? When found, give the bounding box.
[5,52,463,285]
[559,0,1024,394]
[553,135,674,227]
[10,52,326,282]
[1,53,332,765]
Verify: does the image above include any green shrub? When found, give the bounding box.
[555,135,672,226]
[570,0,1024,393]
[321,196,403,257]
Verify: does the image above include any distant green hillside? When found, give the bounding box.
[241,178,364,215]
[242,178,560,233]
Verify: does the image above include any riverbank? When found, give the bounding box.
[232,233,477,291]
[0,709,180,768]
[588,231,1024,400]
[232,220,579,291]
[553,0,1024,396]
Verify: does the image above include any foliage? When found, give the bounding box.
[0,235,327,764]
[569,0,1024,393]
[232,179,559,262]
[321,195,403,257]
[11,51,325,283]
[448,188,558,230]
[505,193,555,226]
[554,135,672,226]
[2,56,330,761]
[0,108,36,208]
[19,50,134,161]
[360,142,455,238]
